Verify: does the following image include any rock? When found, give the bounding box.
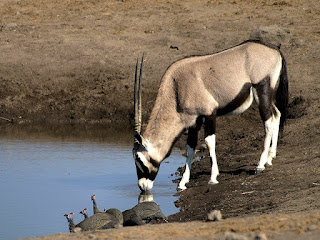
[307,225,317,231]
[249,25,291,48]
[73,227,82,233]
[207,210,222,221]
[254,233,268,240]
[221,231,248,240]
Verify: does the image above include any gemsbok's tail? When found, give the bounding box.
[276,54,289,132]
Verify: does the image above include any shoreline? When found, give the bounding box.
[23,210,320,240]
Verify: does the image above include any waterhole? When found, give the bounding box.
[0,125,184,240]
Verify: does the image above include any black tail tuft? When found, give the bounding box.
[276,54,289,132]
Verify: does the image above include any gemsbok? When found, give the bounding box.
[133,40,288,191]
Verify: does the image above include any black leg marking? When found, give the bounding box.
[253,76,273,122]
[187,116,203,149]
[204,114,216,137]
[179,117,203,190]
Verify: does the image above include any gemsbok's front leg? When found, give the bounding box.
[178,119,202,190]
[178,144,195,190]
[204,115,219,184]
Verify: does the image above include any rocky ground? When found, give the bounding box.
[0,0,319,239]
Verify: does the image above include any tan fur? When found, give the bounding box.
[143,42,282,163]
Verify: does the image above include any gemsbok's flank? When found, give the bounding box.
[133,40,288,191]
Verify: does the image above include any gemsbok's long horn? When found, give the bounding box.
[134,53,144,146]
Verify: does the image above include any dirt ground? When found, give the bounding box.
[1,0,319,239]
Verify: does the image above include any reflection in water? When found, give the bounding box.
[0,124,133,143]
[0,125,184,240]
[138,191,154,203]
[135,192,168,222]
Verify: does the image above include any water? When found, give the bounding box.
[0,125,185,240]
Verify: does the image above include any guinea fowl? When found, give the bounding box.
[104,208,124,225]
[132,201,167,223]
[64,213,79,233]
[91,194,101,214]
[135,192,167,223]
[122,193,167,226]
[64,210,122,232]
[91,195,123,225]
[79,208,88,219]
[122,208,145,226]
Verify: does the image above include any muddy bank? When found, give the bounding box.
[24,210,320,240]
[1,0,318,127]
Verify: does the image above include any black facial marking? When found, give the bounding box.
[217,83,252,116]
[149,158,160,181]
[135,155,149,180]
[149,158,160,169]
[135,154,159,181]
[148,169,158,181]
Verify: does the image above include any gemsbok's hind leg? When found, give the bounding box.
[253,77,275,173]
[204,115,219,184]
[257,117,274,172]
[178,118,202,190]
[267,104,281,166]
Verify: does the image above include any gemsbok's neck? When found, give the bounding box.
[142,79,186,163]
[143,115,185,163]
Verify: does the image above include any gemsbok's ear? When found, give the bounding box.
[134,132,148,152]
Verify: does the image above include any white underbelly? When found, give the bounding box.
[226,87,253,116]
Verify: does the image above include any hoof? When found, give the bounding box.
[208,179,219,185]
[266,157,273,166]
[255,167,265,174]
[177,185,187,191]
